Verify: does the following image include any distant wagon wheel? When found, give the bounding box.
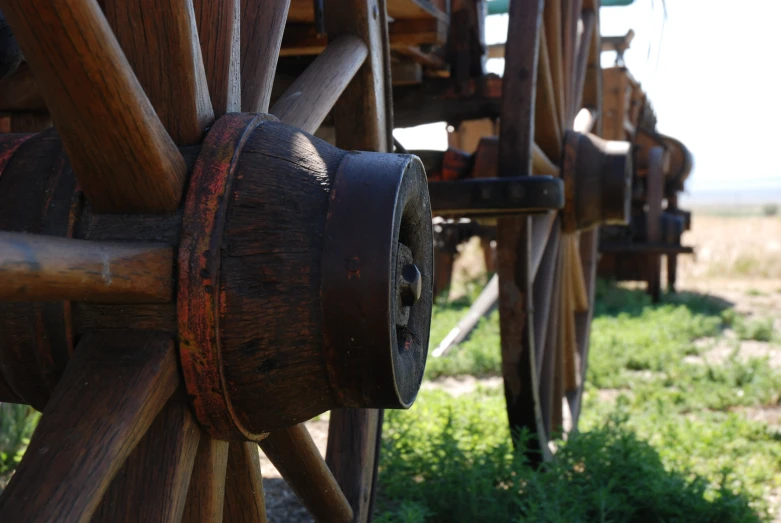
[497,0,630,460]
[0,1,433,522]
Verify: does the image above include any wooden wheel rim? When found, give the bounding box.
[497,0,602,460]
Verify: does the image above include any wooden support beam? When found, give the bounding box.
[325,0,390,151]
[0,232,173,303]
[280,18,446,56]
[271,36,368,134]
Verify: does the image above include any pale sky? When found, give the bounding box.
[394,1,781,199]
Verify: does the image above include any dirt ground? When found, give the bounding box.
[261,214,781,521]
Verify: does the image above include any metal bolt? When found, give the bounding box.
[509,183,525,202]
[399,264,422,307]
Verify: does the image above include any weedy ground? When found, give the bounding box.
[376,213,781,522]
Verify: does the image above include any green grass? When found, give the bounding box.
[377,280,781,521]
[0,404,39,489]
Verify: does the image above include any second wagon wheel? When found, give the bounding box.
[497,0,631,461]
[0,1,433,522]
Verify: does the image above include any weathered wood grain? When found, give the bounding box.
[326,409,383,522]
[261,424,352,523]
[218,121,346,432]
[223,442,267,523]
[0,0,187,213]
[241,0,291,112]
[104,0,214,145]
[325,0,390,151]
[93,401,201,523]
[194,0,241,116]
[323,4,389,518]
[0,330,179,523]
[271,36,367,134]
[182,434,230,523]
[0,129,75,408]
[0,232,173,303]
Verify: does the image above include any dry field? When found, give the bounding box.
[676,214,781,334]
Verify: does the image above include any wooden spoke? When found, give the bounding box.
[562,0,584,125]
[534,26,562,162]
[572,9,596,120]
[0,232,173,303]
[223,442,267,523]
[325,0,391,152]
[270,36,368,134]
[530,212,557,280]
[581,10,602,132]
[568,234,589,313]
[0,330,179,523]
[0,0,187,213]
[568,227,599,425]
[93,401,201,523]
[538,233,563,436]
[241,0,291,112]
[326,409,383,522]
[104,0,214,145]
[561,236,581,393]
[532,142,560,176]
[182,435,230,523]
[532,222,561,379]
[261,424,353,523]
[546,237,567,436]
[194,0,241,116]
[544,0,565,131]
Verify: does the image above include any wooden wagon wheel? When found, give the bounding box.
[497,0,630,461]
[0,1,434,522]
